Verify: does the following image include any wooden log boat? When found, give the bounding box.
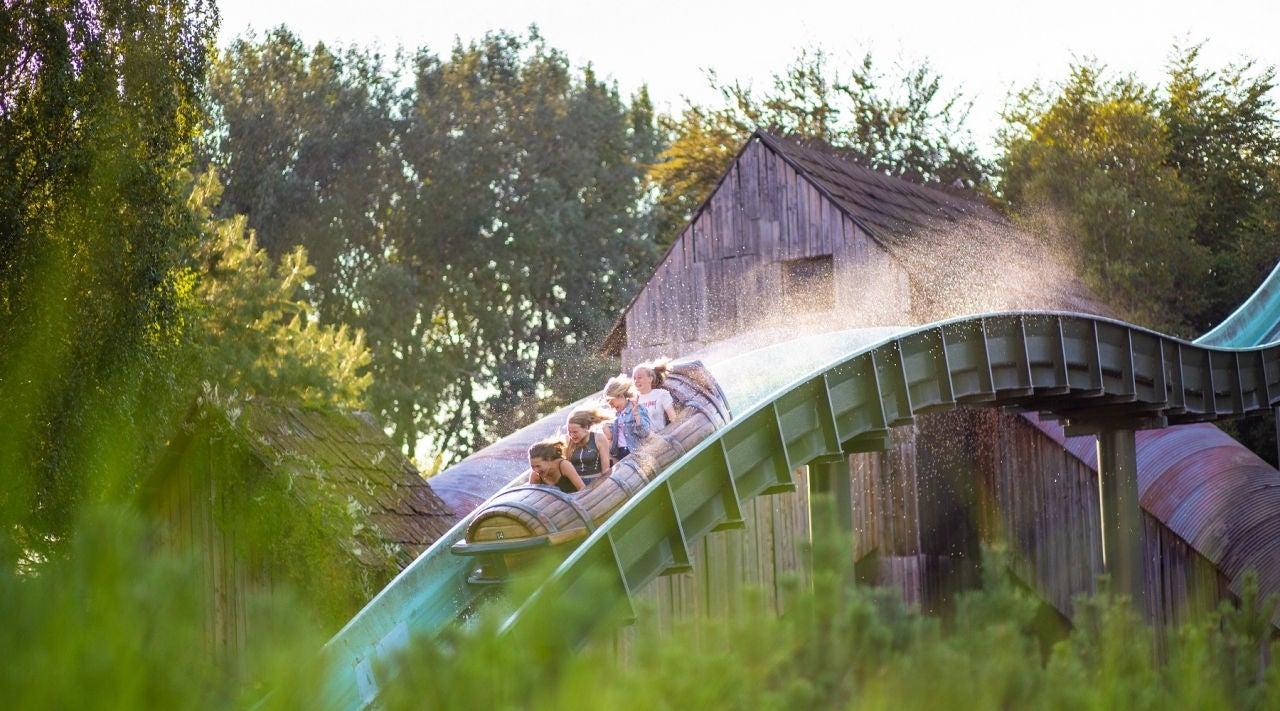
[450,360,730,582]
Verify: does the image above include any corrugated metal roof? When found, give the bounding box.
[1028,412,1280,619]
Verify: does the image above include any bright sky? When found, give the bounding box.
[214,0,1280,156]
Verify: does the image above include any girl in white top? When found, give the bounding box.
[632,358,677,430]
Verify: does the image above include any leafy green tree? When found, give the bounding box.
[1161,45,1280,332]
[207,27,660,461]
[998,61,1204,332]
[0,0,218,563]
[185,170,372,408]
[649,47,992,243]
[202,27,402,323]
[997,45,1280,337]
[381,28,660,457]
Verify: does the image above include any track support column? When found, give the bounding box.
[1096,428,1147,617]
[808,454,853,542]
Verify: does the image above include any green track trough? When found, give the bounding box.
[323,308,1280,709]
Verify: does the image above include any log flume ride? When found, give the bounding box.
[317,262,1280,711]
[449,360,731,582]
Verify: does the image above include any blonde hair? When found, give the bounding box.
[567,407,610,430]
[603,374,636,400]
[633,357,672,388]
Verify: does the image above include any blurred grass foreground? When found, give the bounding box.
[4,488,1280,708]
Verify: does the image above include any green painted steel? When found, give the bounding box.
[501,311,1280,649]
[319,309,1280,709]
[1196,261,1280,348]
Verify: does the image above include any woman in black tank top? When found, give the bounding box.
[527,438,585,493]
[564,407,613,484]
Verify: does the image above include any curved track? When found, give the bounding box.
[1196,261,1280,348]
[320,306,1280,709]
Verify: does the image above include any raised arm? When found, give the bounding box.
[632,398,651,439]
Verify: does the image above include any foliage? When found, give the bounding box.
[185,170,373,408]
[204,27,662,463]
[0,505,330,710]
[202,26,402,321]
[648,47,993,243]
[371,537,1280,711]
[997,44,1280,336]
[0,0,218,564]
[386,28,660,456]
[1161,45,1280,332]
[3,500,1279,710]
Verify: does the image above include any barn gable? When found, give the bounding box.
[606,130,1110,365]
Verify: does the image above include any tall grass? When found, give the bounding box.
[4,498,1277,709]
[373,528,1280,711]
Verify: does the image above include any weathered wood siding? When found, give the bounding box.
[156,432,260,665]
[623,139,910,366]
[619,134,1230,632]
[633,409,1232,631]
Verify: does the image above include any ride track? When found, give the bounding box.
[320,263,1280,710]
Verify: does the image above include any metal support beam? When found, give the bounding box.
[1095,428,1147,618]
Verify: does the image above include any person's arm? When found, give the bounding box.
[596,431,612,475]
[632,398,651,439]
[558,459,586,491]
[660,389,677,424]
[528,469,540,485]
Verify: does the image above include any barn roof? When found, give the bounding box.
[753,131,1001,242]
[600,129,1111,356]
[174,398,458,570]
[239,401,458,567]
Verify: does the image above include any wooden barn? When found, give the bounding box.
[147,395,458,660]
[603,130,1112,364]
[602,130,1247,629]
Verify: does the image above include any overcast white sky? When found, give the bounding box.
[214,0,1280,156]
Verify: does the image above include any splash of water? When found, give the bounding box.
[698,326,909,414]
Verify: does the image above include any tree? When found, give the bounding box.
[998,60,1204,333]
[383,28,660,458]
[203,27,662,463]
[649,47,992,243]
[996,45,1280,337]
[1161,44,1280,332]
[185,170,372,408]
[0,0,218,563]
[202,27,402,323]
